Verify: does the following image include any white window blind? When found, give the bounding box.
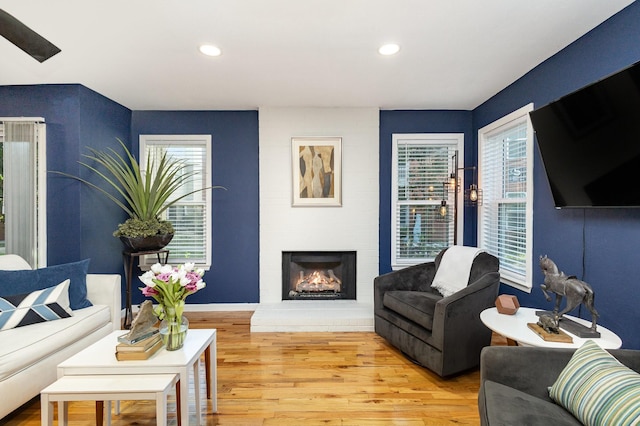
[0,118,47,268]
[140,135,212,267]
[478,104,534,290]
[392,134,463,269]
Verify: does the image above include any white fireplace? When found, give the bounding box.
[252,107,379,332]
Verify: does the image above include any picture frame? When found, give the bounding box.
[292,137,342,207]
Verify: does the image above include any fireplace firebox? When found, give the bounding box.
[282,251,356,300]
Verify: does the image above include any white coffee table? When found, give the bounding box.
[57,329,217,425]
[41,374,179,426]
[480,307,622,349]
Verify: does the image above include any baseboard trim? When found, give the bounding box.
[184,303,258,312]
[126,303,258,316]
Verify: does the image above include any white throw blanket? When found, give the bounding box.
[431,246,485,297]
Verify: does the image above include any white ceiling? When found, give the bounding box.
[0,0,634,111]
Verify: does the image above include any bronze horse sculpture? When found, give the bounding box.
[539,256,599,331]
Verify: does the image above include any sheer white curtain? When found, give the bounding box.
[2,120,45,267]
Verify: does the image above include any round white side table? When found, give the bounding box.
[480,306,622,349]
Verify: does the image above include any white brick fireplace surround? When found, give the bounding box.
[252,107,379,332]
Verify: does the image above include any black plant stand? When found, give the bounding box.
[122,249,169,329]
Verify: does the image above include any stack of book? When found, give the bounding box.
[115,330,163,361]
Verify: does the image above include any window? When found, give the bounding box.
[478,104,534,291]
[392,134,463,269]
[140,135,212,268]
[0,118,47,268]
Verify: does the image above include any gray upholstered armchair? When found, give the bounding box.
[374,248,500,377]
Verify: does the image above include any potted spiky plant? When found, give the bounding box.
[53,138,219,251]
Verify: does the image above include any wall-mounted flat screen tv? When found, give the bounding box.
[529,61,640,208]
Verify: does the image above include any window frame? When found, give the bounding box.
[0,118,47,268]
[139,134,212,269]
[477,104,534,291]
[391,133,464,270]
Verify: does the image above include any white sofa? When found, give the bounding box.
[0,254,121,419]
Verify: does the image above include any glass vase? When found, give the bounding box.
[159,314,189,351]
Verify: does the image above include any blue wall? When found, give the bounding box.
[473,1,640,349]
[1,2,638,348]
[0,84,130,275]
[0,88,260,307]
[378,110,474,273]
[130,111,260,306]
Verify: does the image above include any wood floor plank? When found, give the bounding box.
[1,311,502,425]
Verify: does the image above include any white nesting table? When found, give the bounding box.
[57,329,217,425]
[41,374,178,426]
[480,307,622,349]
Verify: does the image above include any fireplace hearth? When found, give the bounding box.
[282,251,356,300]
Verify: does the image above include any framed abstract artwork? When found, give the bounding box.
[291,137,342,207]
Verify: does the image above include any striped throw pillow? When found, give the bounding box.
[0,279,72,330]
[549,339,640,426]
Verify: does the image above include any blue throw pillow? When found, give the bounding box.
[0,280,72,330]
[0,259,92,310]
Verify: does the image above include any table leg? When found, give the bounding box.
[58,401,69,425]
[506,337,519,346]
[205,345,212,397]
[179,368,189,426]
[61,401,69,426]
[157,389,167,426]
[209,336,218,413]
[96,401,104,426]
[194,358,202,422]
[106,401,113,426]
[122,253,134,329]
[40,394,53,426]
[176,380,182,426]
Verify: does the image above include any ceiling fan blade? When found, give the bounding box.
[0,8,61,62]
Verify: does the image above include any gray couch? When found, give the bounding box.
[374,249,500,377]
[478,345,640,425]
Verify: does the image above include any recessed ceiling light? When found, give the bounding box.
[378,43,400,56]
[199,44,222,57]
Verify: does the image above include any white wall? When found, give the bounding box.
[258,107,380,305]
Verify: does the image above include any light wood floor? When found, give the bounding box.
[1,312,506,425]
